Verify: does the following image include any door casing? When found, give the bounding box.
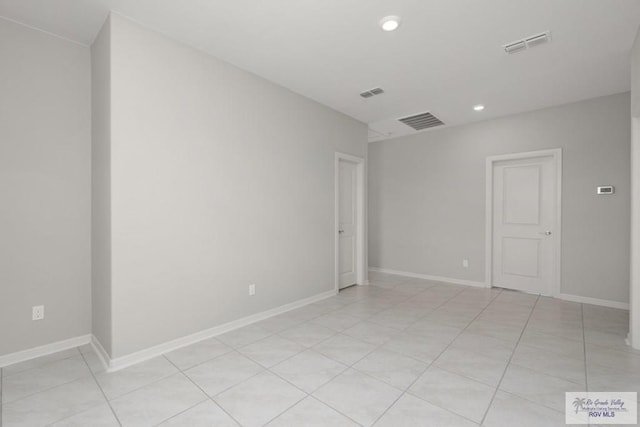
[485,149,563,296]
[335,152,366,294]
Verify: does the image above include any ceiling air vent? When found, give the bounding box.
[360,87,385,98]
[504,40,527,54]
[503,31,551,54]
[398,112,444,131]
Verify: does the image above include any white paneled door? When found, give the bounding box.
[338,159,357,289]
[492,155,558,295]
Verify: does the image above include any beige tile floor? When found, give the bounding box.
[2,271,639,426]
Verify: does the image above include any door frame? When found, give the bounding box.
[335,152,366,294]
[485,148,563,296]
[631,117,640,348]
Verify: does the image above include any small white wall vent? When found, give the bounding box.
[504,31,551,54]
[360,87,385,98]
[398,112,444,130]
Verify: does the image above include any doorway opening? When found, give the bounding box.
[335,152,366,293]
[485,149,562,296]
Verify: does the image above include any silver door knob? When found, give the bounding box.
[540,231,552,236]
[338,229,345,234]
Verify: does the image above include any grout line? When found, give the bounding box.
[165,344,235,373]
[213,295,355,351]
[306,395,365,426]
[479,294,540,426]
[244,394,306,427]
[368,286,504,426]
[41,350,123,427]
[96,368,178,403]
[1,356,94,407]
[3,376,88,407]
[492,389,568,419]
[179,351,266,396]
[336,285,469,371]
[1,279,511,427]
[201,346,326,426]
[174,318,343,411]
[162,356,244,426]
[235,334,374,424]
[208,281,466,425]
[151,398,208,427]
[581,303,589,393]
[78,349,123,427]
[502,361,585,388]
[1,348,81,379]
[213,293,356,350]
[285,282,458,425]
[166,347,365,427]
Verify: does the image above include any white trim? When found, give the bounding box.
[0,15,89,47]
[631,116,640,348]
[485,149,563,297]
[0,334,91,368]
[90,335,111,373]
[335,152,367,292]
[369,267,488,288]
[558,293,630,310]
[96,289,335,373]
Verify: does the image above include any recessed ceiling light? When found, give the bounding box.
[380,16,401,32]
[473,104,485,111]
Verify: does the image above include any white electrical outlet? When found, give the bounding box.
[249,284,256,296]
[462,259,469,268]
[32,305,44,321]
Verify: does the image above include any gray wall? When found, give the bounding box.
[0,18,91,355]
[91,16,112,355]
[102,15,367,357]
[634,29,640,118]
[369,93,630,303]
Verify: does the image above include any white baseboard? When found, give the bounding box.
[368,268,630,310]
[369,267,488,288]
[90,335,111,372]
[97,289,336,373]
[558,293,629,310]
[0,334,91,368]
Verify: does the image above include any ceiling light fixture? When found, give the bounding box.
[380,16,401,32]
[473,104,485,111]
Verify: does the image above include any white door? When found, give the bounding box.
[338,160,357,289]
[492,155,557,295]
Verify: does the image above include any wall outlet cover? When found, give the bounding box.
[32,305,44,321]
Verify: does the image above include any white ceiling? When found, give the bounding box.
[2,0,639,141]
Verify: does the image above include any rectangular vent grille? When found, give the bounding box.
[360,87,385,98]
[504,41,527,54]
[504,31,551,54]
[398,112,444,130]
